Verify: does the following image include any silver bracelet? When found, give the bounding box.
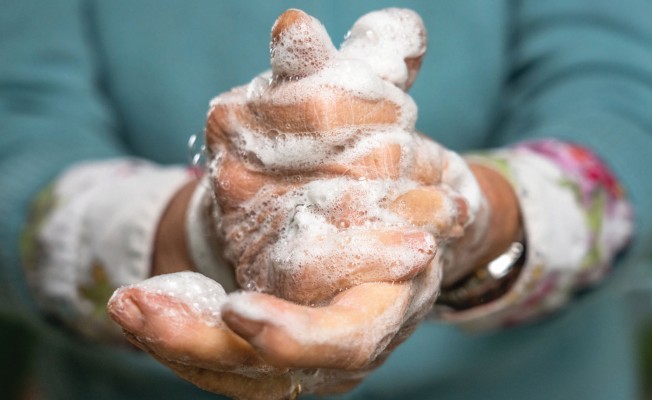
[437,241,526,310]
[186,176,238,292]
[487,242,525,279]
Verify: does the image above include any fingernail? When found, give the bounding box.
[108,293,145,332]
[225,314,265,338]
[403,231,436,253]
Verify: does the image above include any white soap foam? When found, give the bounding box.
[340,8,426,89]
[258,60,418,129]
[442,150,483,227]
[290,177,417,227]
[228,123,417,172]
[340,127,414,163]
[224,283,409,348]
[271,226,436,287]
[134,271,228,326]
[233,125,350,170]
[271,12,337,79]
[205,8,477,306]
[215,173,432,299]
[264,179,432,290]
[209,9,422,133]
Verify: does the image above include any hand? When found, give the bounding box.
[108,268,441,399]
[109,8,506,399]
[206,8,466,304]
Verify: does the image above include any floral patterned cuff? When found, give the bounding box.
[434,139,633,331]
[21,159,192,341]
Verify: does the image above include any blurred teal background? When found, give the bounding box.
[3,296,652,399]
[0,1,652,400]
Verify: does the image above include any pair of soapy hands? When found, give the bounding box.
[109,9,514,400]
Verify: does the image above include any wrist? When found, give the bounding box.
[441,163,522,288]
[185,176,238,291]
[151,180,198,276]
[467,163,522,266]
[437,162,524,308]
[437,240,525,310]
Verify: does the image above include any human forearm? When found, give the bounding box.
[21,160,191,340]
[494,0,652,250]
[441,163,523,288]
[151,180,197,277]
[435,141,633,330]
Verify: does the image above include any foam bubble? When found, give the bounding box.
[340,8,426,89]
[205,9,474,305]
[133,272,228,326]
[271,11,337,79]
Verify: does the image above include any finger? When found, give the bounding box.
[129,334,295,400]
[208,135,402,212]
[313,377,365,396]
[209,138,401,209]
[211,152,289,207]
[320,142,402,180]
[404,55,425,91]
[207,89,400,141]
[441,149,483,220]
[270,9,336,80]
[269,228,436,304]
[166,360,294,400]
[322,133,449,183]
[302,369,369,396]
[224,256,442,371]
[222,281,414,370]
[208,129,446,203]
[340,8,427,90]
[389,186,467,238]
[408,134,446,185]
[107,272,269,371]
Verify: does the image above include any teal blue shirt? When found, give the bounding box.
[1,1,652,399]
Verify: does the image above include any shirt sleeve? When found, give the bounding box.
[21,160,193,340]
[434,0,652,330]
[0,0,129,318]
[435,140,633,330]
[492,0,652,254]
